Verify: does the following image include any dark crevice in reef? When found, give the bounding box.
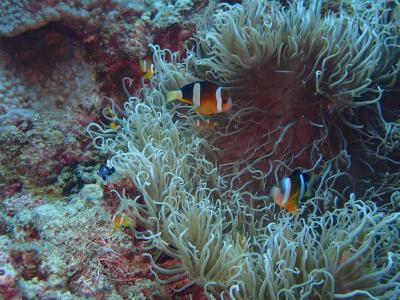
[0,22,82,65]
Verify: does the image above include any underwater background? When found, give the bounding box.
[0,0,400,299]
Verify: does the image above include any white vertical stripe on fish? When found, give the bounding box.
[150,64,154,73]
[216,87,223,112]
[282,177,291,205]
[193,83,201,107]
[299,173,306,200]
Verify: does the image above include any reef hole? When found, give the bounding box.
[0,21,98,113]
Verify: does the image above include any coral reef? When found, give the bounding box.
[0,0,134,37]
[0,0,203,198]
[0,192,152,298]
[0,0,202,38]
[0,0,212,297]
[1,0,400,298]
[0,22,103,198]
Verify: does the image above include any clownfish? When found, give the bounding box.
[109,121,120,130]
[112,213,135,232]
[103,107,120,130]
[139,58,155,80]
[167,81,233,115]
[270,169,315,214]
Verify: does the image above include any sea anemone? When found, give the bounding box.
[88,88,400,298]
[186,0,400,202]
[228,196,400,299]
[87,0,400,298]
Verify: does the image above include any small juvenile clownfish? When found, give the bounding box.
[270,169,315,214]
[98,164,115,180]
[109,121,120,130]
[139,58,155,80]
[112,213,135,232]
[167,81,233,115]
[103,107,120,130]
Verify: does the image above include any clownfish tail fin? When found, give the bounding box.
[167,90,183,102]
[271,186,283,206]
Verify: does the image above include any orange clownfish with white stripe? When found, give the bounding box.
[139,58,155,80]
[167,81,233,115]
[112,213,135,232]
[270,169,315,214]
